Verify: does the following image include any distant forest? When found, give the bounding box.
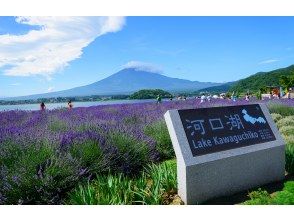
[0,95,129,105]
[199,64,294,94]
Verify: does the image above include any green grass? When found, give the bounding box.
[66,160,177,205]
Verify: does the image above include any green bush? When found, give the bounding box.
[272,181,294,205]
[279,126,294,136]
[283,181,294,193]
[270,113,283,123]
[285,143,294,174]
[70,140,109,175]
[145,120,175,160]
[123,115,142,125]
[48,118,68,132]
[276,116,294,128]
[0,142,82,204]
[129,89,172,100]
[109,133,151,175]
[243,188,272,205]
[282,135,294,144]
[243,182,294,205]
[273,191,294,205]
[268,104,294,117]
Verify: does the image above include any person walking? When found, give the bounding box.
[200,94,206,103]
[40,102,46,111]
[68,100,73,109]
[245,93,250,101]
[156,95,162,104]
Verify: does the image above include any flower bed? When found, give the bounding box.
[1,98,294,204]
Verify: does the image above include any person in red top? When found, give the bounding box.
[40,102,46,111]
[68,100,73,109]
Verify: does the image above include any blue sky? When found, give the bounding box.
[1,16,294,97]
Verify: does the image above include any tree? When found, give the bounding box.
[279,74,294,92]
[129,89,172,100]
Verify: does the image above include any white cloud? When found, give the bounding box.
[122,61,163,73]
[0,16,125,78]
[258,59,279,64]
[47,86,54,92]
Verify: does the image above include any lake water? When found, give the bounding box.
[0,99,156,111]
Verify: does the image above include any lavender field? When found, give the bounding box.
[1,98,294,204]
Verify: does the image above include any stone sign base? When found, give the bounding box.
[164,104,285,205]
[179,145,284,204]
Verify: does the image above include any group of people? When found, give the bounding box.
[40,92,251,110]
[40,100,73,111]
[199,92,251,103]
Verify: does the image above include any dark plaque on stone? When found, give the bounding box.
[178,104,276,156]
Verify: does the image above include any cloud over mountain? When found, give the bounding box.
[0,16,125,78]
[122,61,163,74]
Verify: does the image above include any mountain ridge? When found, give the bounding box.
[6,68,221,100]
[198,64,294,93]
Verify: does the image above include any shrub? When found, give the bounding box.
[70,140,109,175]
[285,143,294,174]
[283,181,294,193]
[272,181,294,205]
[282,135,294,144]
[276,116,294,128]
[48,118,68,132]
[268,104,294,117]
[243,182,294,205]
[124,115,142,125]
[0,142,82,204]
[273,190,294,205]
[144,121,175,160]
[108,133,151,176]
[243,188,272,205]
[270,113,283,123]
[279,126,294,136]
